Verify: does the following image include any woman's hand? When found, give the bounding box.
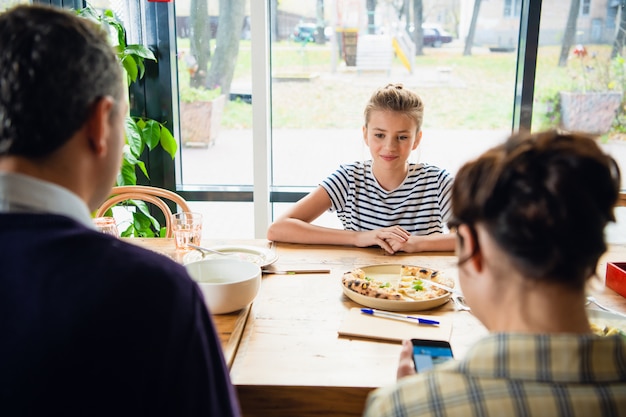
[397,339,417,380]
[354,226,411,254]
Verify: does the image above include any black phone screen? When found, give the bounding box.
[411,339,454,372]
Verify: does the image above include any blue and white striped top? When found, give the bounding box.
[320,160,453,235]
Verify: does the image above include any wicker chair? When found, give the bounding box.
[96,186,191,238]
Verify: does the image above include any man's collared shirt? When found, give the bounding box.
[0,172,94,228]
[364,333,626,417]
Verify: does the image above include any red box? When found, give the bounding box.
[606,262,626,298]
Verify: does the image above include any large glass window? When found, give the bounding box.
[175,1,253,187]
[531,0,626,187]
[167,0,532,239]
[94,0,623,240]
[531,0,626,243]
[269,0,520,229]
[172,0,255,238]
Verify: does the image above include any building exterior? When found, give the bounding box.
[462,0,621,48]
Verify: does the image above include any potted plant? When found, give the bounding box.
[77,5,177,237]
[559,45,624,135]
[179,85,226,148]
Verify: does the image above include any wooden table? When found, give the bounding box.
[125,238,626,417]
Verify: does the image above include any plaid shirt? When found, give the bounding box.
[364,333,626,417]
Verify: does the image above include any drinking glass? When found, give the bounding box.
[172,212,203,250]
[93,216,119,237]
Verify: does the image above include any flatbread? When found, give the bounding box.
[341,265,455,302]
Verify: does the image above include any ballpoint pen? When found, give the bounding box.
[360,308,440,325]
[261,269,330,275]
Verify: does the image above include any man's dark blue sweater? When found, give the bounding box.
[0,213,241,416]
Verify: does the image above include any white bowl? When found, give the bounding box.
[185,258,261,314]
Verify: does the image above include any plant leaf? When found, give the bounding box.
[159,124,178,158]
[121,55,139,84]
[141,120,162,150]
[76,5,100,21]
[135,56,146,81]
[118,158,137,186]
[119,145,150,185]
[132,200,161,230]
[122,145,141,165]
[132,210,156,237]
[120,224,135,237]
[125,117,144,158]
[125,44,156,61]
[107,20,126,48]
[134,159,149,180]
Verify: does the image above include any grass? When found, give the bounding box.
[267,42,519,130]
[175,39,620,132]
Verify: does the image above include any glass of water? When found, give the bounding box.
[93,216,119,237]
[172,212,203,250]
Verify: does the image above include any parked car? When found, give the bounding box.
[291,23,329,43]
[407,24,453,48]
[423,27,452,47]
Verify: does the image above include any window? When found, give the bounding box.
[532,0,626,242]
[269,1,520,235]
[66,0,624,240]
[173,0,523,238]
[504,0,522,18]
[581,0,591,16]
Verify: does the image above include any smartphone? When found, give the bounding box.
[411,339,454,372]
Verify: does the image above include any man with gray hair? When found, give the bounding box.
[0,5,240,416]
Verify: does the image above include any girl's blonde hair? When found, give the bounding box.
[363,83,424,132]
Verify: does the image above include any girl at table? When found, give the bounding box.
[267,83,455,254]
[363,130,626,417]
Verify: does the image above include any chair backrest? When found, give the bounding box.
[618,192,626,208]
[96,186,191,238]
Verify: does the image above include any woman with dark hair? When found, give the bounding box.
[364,130,626,417]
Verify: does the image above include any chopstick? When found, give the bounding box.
[261,269,330,275]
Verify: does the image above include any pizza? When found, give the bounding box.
[590,323,623,337]
[341,264,455,302]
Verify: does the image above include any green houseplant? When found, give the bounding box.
[77,5,177,237]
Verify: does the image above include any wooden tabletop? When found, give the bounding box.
[124,238,626,417]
